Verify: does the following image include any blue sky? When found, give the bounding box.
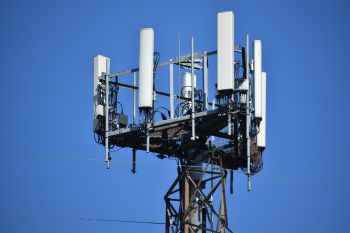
[1,0,350,232]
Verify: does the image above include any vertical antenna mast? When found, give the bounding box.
[191,37,196,140]
[132,72,137,173]
[105,69,110,169]
[246,34,251,191]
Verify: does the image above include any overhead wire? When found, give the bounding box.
[0,212,165,225]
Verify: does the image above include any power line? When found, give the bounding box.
[0,152,349,192]
[0,153,104,162]
[0,212,165,225]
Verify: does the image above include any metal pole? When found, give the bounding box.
[105,71,110,169]
[246,34,251,191]
[228,109,232,136]
[132,72,137,173]
[191,37,196,140]
[228,92,234,136]
[184,174,189,233]
[230,170,233,194]
[203,53,208,111]
[133,72,136,125]
[210,99,215,230]
[170,62,174,119]
[132,149,136,173]
[211,99,216,143]
[146,128,150,152]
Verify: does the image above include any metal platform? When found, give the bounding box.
[107,108,260,171]
[109,109,223,152]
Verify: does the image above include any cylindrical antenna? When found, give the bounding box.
[138,28,154,109]
[217,11,234,91]
[203,52,208,111]
[183,72,196,98]
[257,72,267,148]
[253,40,262,119]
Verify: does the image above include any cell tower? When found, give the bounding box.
[93,11,267,233]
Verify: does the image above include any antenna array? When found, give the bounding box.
[92,10,267,233]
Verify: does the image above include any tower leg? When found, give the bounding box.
[184,175,190,233]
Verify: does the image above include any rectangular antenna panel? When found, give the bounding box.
[257,72,266,148]
[217,11,234,91]
[138,28,154,108]
[254,40,262,118]
[93,55,110,132]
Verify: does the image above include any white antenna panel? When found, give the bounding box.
[182,72,197,98]
[93,55,110,131]
[138,28,154,108]
[257,72,266,148]
[217,11,234,91]
[254,40,262,118]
